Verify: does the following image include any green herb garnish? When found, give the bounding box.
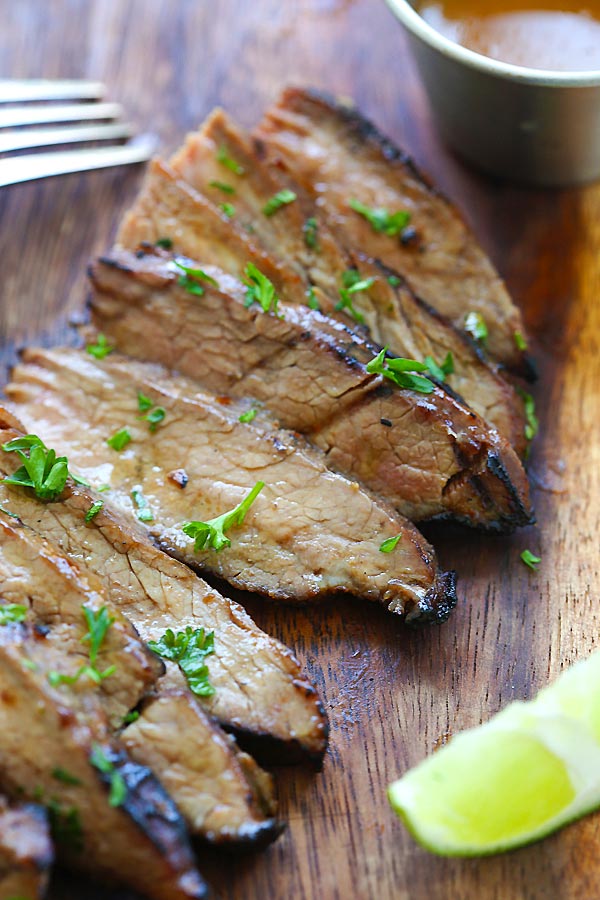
[132,488,153,523]
[516,388,539,441]
[521,549,541,570]
[172,258,219,297]
[48,605,116,687]
[1,435,70,501]
[52,767,82,786]
[0,604,27,625]
[47,800,83,851]
[106,428,131,452]
[239,407,258,424]
[424,352,454,382]
[263,189,297,217]
[366,348,435,394]
[303,217,319,250]
[141,407,166,432]
[97,484,111,493]
[379,534,403,553]
[182,481,264,552]
[155,237,173,250]
[219,202,236,219]
[217,145,244,175]
[0,504,19,519]
[90,745,127,807]
[464,311,488,344]
[85,500,104,523]
[514,330,528,352]
[209,179,235,195]
[137,392,153,413]
[336,269,375,325]
[307,285,320,310]
[148,627,215,698]
[122,710,140,726]
[387,275,402,287]
[349,198,410,236]
[243,263,281,316]
[86,333,114,360]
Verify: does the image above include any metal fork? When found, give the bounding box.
[0,79,156,188]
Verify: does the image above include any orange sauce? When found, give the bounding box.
[416,1,600,70]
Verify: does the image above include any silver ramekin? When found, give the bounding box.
[385,0,600,186]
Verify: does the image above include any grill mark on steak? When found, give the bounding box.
[86,249,532,532]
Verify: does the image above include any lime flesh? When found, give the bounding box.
[388,651,600,856]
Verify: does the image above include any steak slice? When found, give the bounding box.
[6,347,456,620]
[0,799,53,900]
[0,510,280,845]
[168,111,528,454]
[0,410,328,761]
[87,248,532,532]
[255,87,532,377]
[0,623,208,900]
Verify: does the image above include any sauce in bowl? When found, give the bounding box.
[416,1,600,71]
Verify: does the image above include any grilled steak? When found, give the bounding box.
[0,799,52,900]
[6,347,456,619]
[169,110,528,453]
[0,508,280,845]
[0,622,208,900]
[86,248,532,532]
[255,87,532,377]
[0,410,328,761]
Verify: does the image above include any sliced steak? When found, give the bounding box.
[0,470,327,764]
[0,622,208,900]
[169,110,528,453]
[0,799,52,900]
[0,507,280,845]
[255,87,532,377]
[6,347,456,620]
[86,248,532,532]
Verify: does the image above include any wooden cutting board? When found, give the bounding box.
[1,2,598,898]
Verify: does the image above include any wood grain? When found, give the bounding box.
[1,2,599,898]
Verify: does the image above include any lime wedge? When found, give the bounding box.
[388,651,600,856]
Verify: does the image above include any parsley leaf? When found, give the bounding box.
[1,435,70,501]
[239,407,258,424]
[48,604,117,688]
[155,237,173,250]
[52,767,82,786]
[106,428,131,452]
[219,202,236,219]
[366,347,435,394]
[387,274,402,287]
[217,145,244,175]
[336,269,375,325]
[303,217,319,250]
[85,500,104,523]
[424,352,454,382]
[516,388,539,442]
[122,710,140,725]
[132,488,153,523]
[209,179,235,195]
[514,330,528,351]
[182,481,264,552]
[172,258,219,297]
[47,800,83,851]
[0,604,27,625]
[349,198,410,236]
[521,549,541,570]
[90,745,127,807]
[0,504,19,519]
[141,407,166,432]
[263,189,297,217]
[137,392,153,413]
[464,311,488,344]
[243,263,281,316]
[307,285,320,310]
[379,534,403,553]
[148,627,215,698]
[86,333,114,360]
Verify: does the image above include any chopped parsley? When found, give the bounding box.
[516,388,539,442]
[48,605,116,687]
[349,198,410,237]
[387,274,402,287]
[367,347,435,394]
[106,428,131,452]
[0,504,19,519]
[155,237,173,250]
[424,352,454,382]
[217,145,244,175]
[379,534,403,553]
[209,179,235,195]
[137,392,166,432]
[97,483,111,492]
[137,392,153,413]
[219,202,236,219]
[303,217,319,250]
[464,311,488,344]
[514,330,528,352]
[262,189,297,217]
[132,488,153,523]
[52,767,82,786]
[90,745,127,807]
[1,435,71,501]
[336,269,375,325]
[85,500,104,523]
[239,407,258,424]
[521,549,541,570]
[183,481,264,552]
[86,333,114,360]
[307,285,320,310]
[47,800,83,851]
[0,604,27,625]
[172,258,219,297]
[122,710,140,726]
[243,263,281,316]
[148,627,215,698]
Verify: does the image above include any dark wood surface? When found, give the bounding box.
[1,2,598,898]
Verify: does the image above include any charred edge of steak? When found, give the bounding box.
[483,452,536,532]
[403,570,458,627]
[224,703,330,771]
[91,746,210,900]
[196,816,286,852]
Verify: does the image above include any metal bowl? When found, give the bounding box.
[385,0,600,186]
